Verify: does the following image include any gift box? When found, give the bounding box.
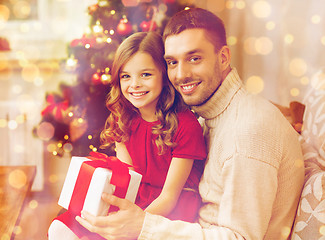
[58,153,142,216]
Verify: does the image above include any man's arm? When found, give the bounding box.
[76,194,247,240]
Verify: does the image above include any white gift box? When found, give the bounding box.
[58,156,142,216]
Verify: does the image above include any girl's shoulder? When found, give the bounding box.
[177,109,200,123]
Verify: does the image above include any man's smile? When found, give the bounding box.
[179,82,200,94]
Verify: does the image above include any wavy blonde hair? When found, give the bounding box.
[100,32,187,154]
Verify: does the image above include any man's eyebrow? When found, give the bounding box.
[164,49,203,59]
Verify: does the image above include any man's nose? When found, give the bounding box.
[175,62,190,80]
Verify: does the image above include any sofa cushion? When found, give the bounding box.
[290,147,325,239]
[302,68,325,167]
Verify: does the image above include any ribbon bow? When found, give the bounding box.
[86,151,132,187]
[41,94,69,120]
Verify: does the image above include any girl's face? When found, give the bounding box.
[120,52,163,121]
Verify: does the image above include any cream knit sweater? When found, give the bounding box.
[139,69,305,240]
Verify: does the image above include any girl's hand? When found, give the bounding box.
[75,193,145,240]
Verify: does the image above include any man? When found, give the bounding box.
[77,8,304,239]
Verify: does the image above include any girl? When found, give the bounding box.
[48,31,206,240]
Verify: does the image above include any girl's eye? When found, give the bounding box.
[141,72,152,77]
[120,74,130,80]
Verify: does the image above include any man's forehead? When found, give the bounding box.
[164,29,210,58]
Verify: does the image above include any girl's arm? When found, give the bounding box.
[144,157,194,217]
[115,142,134,170]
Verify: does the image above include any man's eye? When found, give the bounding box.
[167,60,177,66]
[189,56,201,63]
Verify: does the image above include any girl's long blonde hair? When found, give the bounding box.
[100,32,186,154]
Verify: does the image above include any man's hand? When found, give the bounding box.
[75,193,145,240]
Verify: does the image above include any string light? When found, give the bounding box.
[93,20,103,33]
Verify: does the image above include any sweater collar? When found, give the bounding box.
[191,68,243,120]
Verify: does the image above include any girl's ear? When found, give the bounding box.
[219,45,231,71]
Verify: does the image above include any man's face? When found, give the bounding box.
[164,29,223,106]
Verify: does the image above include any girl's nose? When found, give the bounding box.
[130,77,141,88]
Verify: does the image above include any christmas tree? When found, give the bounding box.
[34,0,194,157]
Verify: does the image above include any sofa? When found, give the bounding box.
[288,68,325,240]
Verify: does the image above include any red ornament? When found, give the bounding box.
[92,72,102,85]
[70,39,81,47]
[88,4,99,15]
[122,0,138,7]
[163,0,175,3]
[140,20,157,32]
[117,19,133,36]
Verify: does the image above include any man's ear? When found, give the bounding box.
[219,46,231,71]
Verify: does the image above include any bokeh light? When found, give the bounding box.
[284,34,294,45]
[289,58,307,77]
[28,199,38,209]
[300,77,309,85]
[245,76,264,94]
[252,0,271,18]
[227,36,237,46]
[0,4,10,23]
[255,37,273,55]
[63,143,73,153]
[8,169,27,189]
[11,84,23,95]
[235,0,245,9]
[321,36,325,46]
[311,14,321,24]
[13,226,22,235]
[265,21,275,30]
[8,120,18,130]
[13,0,31,19]
[47,143,57,153]
[290,88,300,97]
[225,0,235,9]
[281,226,291,239]
[1,233,10,240]
[320,225,325,235]
[49,174,59,183]
[0,119,7,128]
[37,122,55,141]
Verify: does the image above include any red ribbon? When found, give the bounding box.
[68,152,132,215]
[41,95,69,120]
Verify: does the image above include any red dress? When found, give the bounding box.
[54,109,206,239]
[125,109,207,222]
